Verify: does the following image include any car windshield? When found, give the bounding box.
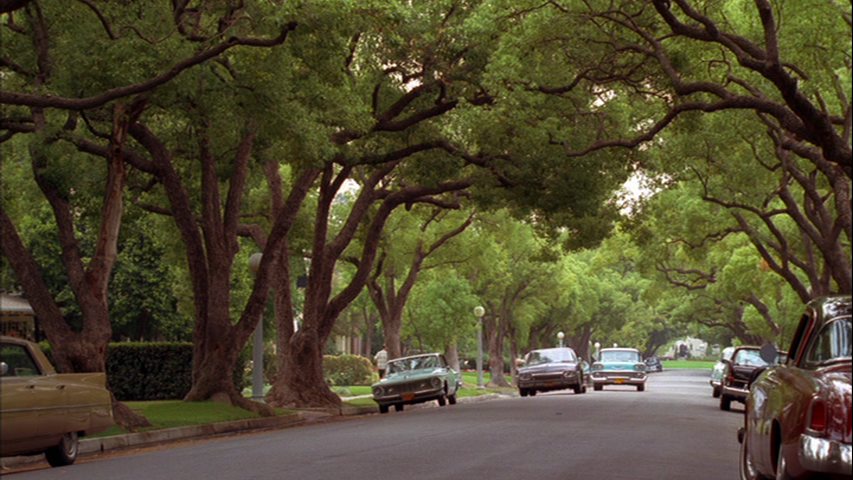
[385,355,439,375]
[525,348,576,366]
[600,350,641,362]
[733,349,767,366]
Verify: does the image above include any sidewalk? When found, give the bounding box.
[1,393,506,471]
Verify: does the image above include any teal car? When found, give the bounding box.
[591,347,648,391]
[371,353,462,414]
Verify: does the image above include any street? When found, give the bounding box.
[5,369,744,480]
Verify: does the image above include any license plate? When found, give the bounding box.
[614,379,624,384]
[402,393,415,401]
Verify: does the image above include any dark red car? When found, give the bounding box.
[738,295,852,480]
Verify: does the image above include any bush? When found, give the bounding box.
[323,354,376,386]
[107,343,194,401]
[40,342,247,401]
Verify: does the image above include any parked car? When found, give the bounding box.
[719,346,785,411]
[710,346,735,398]
[591,347,647,391]
[644,355,663,373]
[516,347,587,397]
[371,353,462,414]
[1,336,114,466]
[738,295,852,480]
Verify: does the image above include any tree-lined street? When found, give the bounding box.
[6,370,742,479]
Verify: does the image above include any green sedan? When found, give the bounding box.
[371,353,462,414]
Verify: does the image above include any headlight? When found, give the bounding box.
[634,363,645,372]
[563,370,573,378]
[519,373,532,381]
[591,363,604,371]
[372,386,383,397]
[430,377,442,388]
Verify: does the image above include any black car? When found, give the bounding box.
[719,346,785,411]
[516,347,587,397]
[644,355,663,373]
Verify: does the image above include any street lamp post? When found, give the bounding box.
[594,341,601,361]
[474,306,485,389]
[557,331,565,348]
[248,253,265,403]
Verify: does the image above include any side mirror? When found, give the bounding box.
[759,343,779,364]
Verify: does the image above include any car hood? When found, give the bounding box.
[373,368,443,386]
[518,363,577,374]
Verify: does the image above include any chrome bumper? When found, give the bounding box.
[721,384,748,399]
[373,386,442,404]
[591,372,646,385]
[799,434,852,476]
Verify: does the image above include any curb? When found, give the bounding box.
[1,393,510,470]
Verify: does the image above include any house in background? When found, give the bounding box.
[0,293,37,341]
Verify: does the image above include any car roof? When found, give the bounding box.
[387,352,440,362]
[528,347,576,353]
[600,347,639,352]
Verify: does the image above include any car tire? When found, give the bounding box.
[45,431,79,467]
[593,384,603,391]
[437,394,447,407]
[712,386,721,398]
[637,384,645,392]
[519,388,528,397]
[379,404,389,414]
[529,390,537,397]
[448,393,457,405]
[394,403,404,412]
[720,394,732,411]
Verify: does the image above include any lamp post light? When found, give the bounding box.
[473,306,485,389]
[557,331,565,348]
[248,253,265,403]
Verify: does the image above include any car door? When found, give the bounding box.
[0,342,67,455]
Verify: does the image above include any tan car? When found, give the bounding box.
[0,335,113,466]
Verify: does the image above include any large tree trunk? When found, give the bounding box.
[485,314,511,387]
[267,327,341,409]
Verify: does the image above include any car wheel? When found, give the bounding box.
[720,394,732,411]
[712,386,721,398]
[379,404,389,414]
[529,390,537,397]
[437,394,447,407]
[394,403,404,412]
[593,384,603,391]
[45,431,79,467]
[519,388,528,397]
[738,428,769,480]
[448,393,457,405]
[637,384,645,392]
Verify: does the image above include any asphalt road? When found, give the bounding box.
[5,369,744,480]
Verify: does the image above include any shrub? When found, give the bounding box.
[40,342,247,401]
[323,354,376,386]
[107,342,194,400]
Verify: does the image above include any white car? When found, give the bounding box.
[709,346,734,398]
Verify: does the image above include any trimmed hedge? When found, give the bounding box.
[323,354,376,386]
[107,342,194,401]
[40,342,247,401]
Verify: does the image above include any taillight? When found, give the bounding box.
[808,397,827,433]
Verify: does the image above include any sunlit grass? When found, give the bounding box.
[661,360,715,370]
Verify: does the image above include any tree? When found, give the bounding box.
[367,207,474,359]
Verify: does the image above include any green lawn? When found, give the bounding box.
[94,400,293,438]
[661,359,715,370]
[104,375,510,437]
